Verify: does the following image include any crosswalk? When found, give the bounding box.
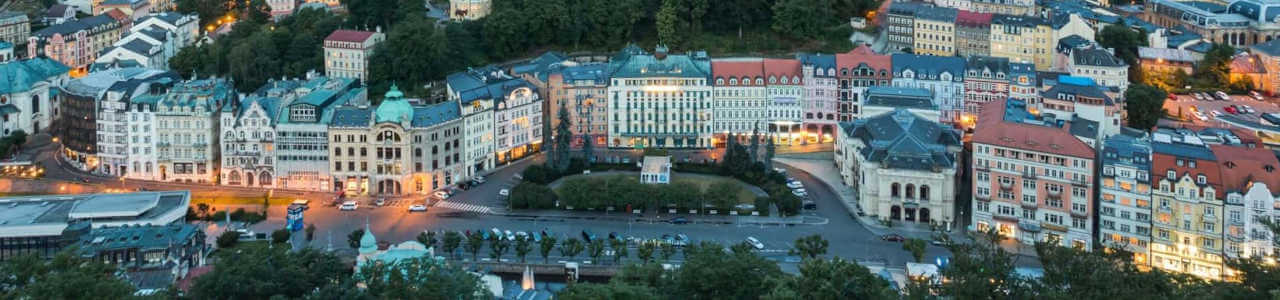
[435,201,494,214]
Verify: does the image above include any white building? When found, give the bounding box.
[0,58,69,136]
[492,81,542,165]
[837,107,963,230]
[273,76,364,191]
[323,29,384,83]
[764,58,805,145]
[132,13,198,48]
[1038,76,1122,139]
[641,156,671,184]
[1069,48,1129,94]
[710,58,767,145]
[95,70,181,178]
[1099,132,1154,264]
[1215,143,1280,260]
[219,95,279,188]
[606,45,714,149]
[447,66,543,177]
[155,78,231,183]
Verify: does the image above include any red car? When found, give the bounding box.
[1225,106,1238,114]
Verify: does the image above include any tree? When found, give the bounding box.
[465,233,484,261]
[772,0,837,40]
[489,238,510,260]
[790,234,829,260]
[659,243,677,261]
[176,0,228,27]
[1193,43,1236,89]
[656,0,685,47]
[611,239,629,264]
[1096,22,1148,66]
[581,130,594,167]
[558,281,660,300]
[937,230,1028,299]
[191,247,350,299]
[0,252,136,299]
[417,231,437,249]
[1123,84,1168,131]
[749,126,760,163]
[588,239,607,263]
[217,230,241,248]
[705,180,742,210]
[367,16,451,99]
[348,229,364,249]
[511,182,558,209]
[357,257,492,299]
[674,241,783,299]
[514,236,533,263]
[560,238,585,260]
[903,238,927,263]
[553,103,573,172]
[443,231,463,259]
[271,229,291,244]
[764,134,776,170]
[764,258,898,300]
[637,242,657,263]
[540,236,559,263]
[227,32,281,92]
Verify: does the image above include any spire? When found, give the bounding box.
[359,217,377,254]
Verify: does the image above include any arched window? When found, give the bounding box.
[729,78,737,85]
[755,78,763,85]
[792,76,800,84]
[906,184,915,199]
[780,76,788,84]
[920,185,930,201]
[769,76,776,84]
[260,172,272,186]
[716,78,724,85]
[891,183,901,198]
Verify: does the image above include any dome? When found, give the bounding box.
[375,84,412,124]
[358,223,377,254]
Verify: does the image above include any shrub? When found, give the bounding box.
[511,182,558,209]
[216,231,241,248]
[271,229,291,244]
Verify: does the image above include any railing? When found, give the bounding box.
[1023,170,1037,179]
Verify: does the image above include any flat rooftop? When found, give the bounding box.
[0,191,190,238]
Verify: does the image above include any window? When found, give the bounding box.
[1197,175,1207,184]
[1167,170,1176,179]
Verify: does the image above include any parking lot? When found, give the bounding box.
[1163,92,1280,127]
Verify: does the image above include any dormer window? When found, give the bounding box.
[728,78,737,85]
[1267,165,1276,172]
[793,76,800,84]
[780,77,787,84]
[1197,175,1207,184]
[755,78,763,85]
[716,78,724,85]
[769,76,776,84]
[1167,170,1176,179]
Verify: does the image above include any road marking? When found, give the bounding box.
[436,201,494,214]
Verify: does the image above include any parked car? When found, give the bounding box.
[408,204,427,212]
[433,190,450,200]
[491,228,503,240]
[786,181,803,189]
[773,167,787,175]
[791,189,808,197]
[1194,92,1205,100]
[1251,91,1264,100]
[505,230,515,241]
[931,239,952,247]
[1193,111,1208,121]
[498,189,510,197]
[670,217,689,224]
[472,176,486,184]
[1211,111,1223,118]
[581,230,596,242]
[1243,105,1256,113]
[375,198,386,206]
[1225,106,1238,114]
[745,237,765,250]
[881,234,905,242]
[803,200,817,210]
[339,201,358,211]
[675,234,690,246]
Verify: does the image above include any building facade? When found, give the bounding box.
[1149,128,1226,279]
[834,45,891,122]
[797,52,838,143]
[606,46,714,149]
[546,63,608,148]
[219,95,279,188]
[971,99,1097,250]
[711,58,767,144]
[0,58,69,136]
[763,58,804,145]
[886,2,920,52]
[891,53,966,123]
[0,11,30,46]
[323,29,384,82]
[1213,141,1280,261]
[449,0,491,21]
[914,6,958,56]
[327,85,464,195]
[274,77,364,191]
[963,56,1010,120]
[957,10,993,58]
[1100,132,1154,264]
[155,78,230,183]
[28,14,126,74]
[1069,48,1130,93]
[990,14,1054,71]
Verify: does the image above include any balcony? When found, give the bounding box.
[993,214,1019,222]
[1071,209,1089,218]
[1021,200,1038,209]
[1022,170,1037,179]
[1072,178,1090,187]
[1000,181,1013,190]
[1202,214,1216,223]
[975,193,991,201]
[1048,188,1062,197]
[1041,222,1069,232]
[975,164,989,171]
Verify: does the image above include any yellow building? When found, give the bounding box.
[913,6,959,56]
[1149,129,1225,280]
[990,14,1053,71]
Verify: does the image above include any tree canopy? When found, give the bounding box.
[1124,84,1167,130]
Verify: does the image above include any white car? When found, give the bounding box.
[792,190,808,198]
[1194,93,1205,100]
[408,204,427,212]
[1243,105,1256,113]
[339,201,358,211]
[473,176,486,184]
[1216,91,1230,100]
[375,198,386,206]
[505,230,516,241]
[786,181,803,189]
[433,190,450,199]
[498,189,510,197]
[1193,111,1208,121]
[745,237,764,250]
[1211,111,1223,118]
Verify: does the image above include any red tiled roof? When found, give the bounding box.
[972,99,1095,159]
[104,9,131,26]
[711,59,764,86]
[957,10,993,26]
[836,45,891,78]
[1211,143,1280,195]
[325,29,377,43]
[763,58,802,85]
[1230,54,1265,74]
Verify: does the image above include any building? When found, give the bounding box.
[94,69,182,178]
[640,155,671,184]
[1138,47,1202,75]
[990,14,1054,71]
[711,58,767,145]
[963,56,1010,120]
[0,58,70,136]
[1069,48,1130,93]
[447,66,543,169]
[323,29,384,82]
[1255,40,1280,96]
[59,68,171,173]
[1009,63,1038,104]
[273,76,364,191]
[885,2,921,52]
[449,0,491,21]
[1143,0,1280,48]
[1051,12,1096,47]
[957,10,993,58]
[860,86,940,121]
[0,191,192,260]
[219,94,280,188]
[328,85,465,195]
[1214,140,1280,260]
[268,0,298,19]
[95,0,151,20]
[913,5,958,56]
[971,0,1035,15]
[837,106,962,230]
[132,13,199,48]
[546,63,608,149]
[763,58,805,145]
[971,99,1097,250]
[44,5,76,25]
[891,53,966,123]
[28,14,127,74]
[797,52,838,143]
[834,45,891,122]
[1099,131,1154,264]
[1149,127,1227,279]
[155,78,231,183]
[1037,76,1121,139]
[93,24,179,70]
[0,11,30,46]
[75,223,207,275]
[606,45,713,149]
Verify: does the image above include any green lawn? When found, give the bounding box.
[191,196,298,206]
[672,177,758,205]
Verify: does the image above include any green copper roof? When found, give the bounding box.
[374,84,412,124]
[0,58,69,94]
[609,47,711,79]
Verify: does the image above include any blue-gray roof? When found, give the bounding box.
[1254,39,1280,56]
[119,39,156,55]
[609,47,712,79]
[891,54,965,82]
[888,2,924,15]
[842,108,961,171]
[1009,63,1036,86]
[992,14,1048,27]
[916,5,958,22]
[0,58,69,94]
[966,56,1010,75]
[511,51,568,82]
[1103,131,1152,171]
[1072,48,1126,67]
[76,224,201,255]
[411,100,461,128]
[331,107,371,127]
[559,63,608,84]
[1167,31,1203,48]
[1057,35,1093,53]
[458,78,535,104]
[865,86,936,109]
[34,14,118,38]
[797,53,837,77]
[1041,78,1113,104]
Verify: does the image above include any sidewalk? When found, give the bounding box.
[773,157,967,242]
[500,208,828,226]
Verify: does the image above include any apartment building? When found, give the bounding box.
[891,53,966,123]
[1214,140,1280,260]
[913,5,958,56]
[972,99,1096,250]
[797,52,838,143]
[1069,48,1130,93]
[28,14,127,74]
[711,58,766,144]
[1100,131,1154,264]
[606,45,713,149]
[546,63,608,148]
[323,29,385,82]
[763,58,804,145]
[990,14,1053,71]
[1149,128,1226,279]
[274,77,364,191]
[328,85,465,195]
[219,95,280,188]
[957,10,993,58]
[834,45,891,122]
[447,65,543,168]
[963,56,1010,119]
[1008,62,1038,103]
[155,78,230,183]
[94,70,181,179]
[886,2,921,52]
[971,0,1035,15]
[0,58,69,137]
[1037,76,1121,139]
[0,11,30,46]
